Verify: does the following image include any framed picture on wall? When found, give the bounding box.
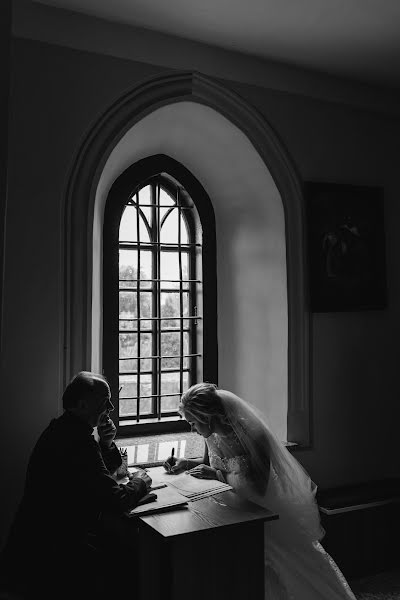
[305,182,387,312]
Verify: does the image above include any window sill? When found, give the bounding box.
[116,431,300,467]
[116,430,204,467]
[117,417,190,437]
[285,441,299,451]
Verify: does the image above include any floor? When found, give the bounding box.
[350,568,400,600]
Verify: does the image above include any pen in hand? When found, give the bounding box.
[165,447,176,472]
[171,447,177,469]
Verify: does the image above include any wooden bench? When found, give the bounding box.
[317,478,400,578]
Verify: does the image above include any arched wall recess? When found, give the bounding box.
[63,71,311,446]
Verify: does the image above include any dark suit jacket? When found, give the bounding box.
[1,411,146,596]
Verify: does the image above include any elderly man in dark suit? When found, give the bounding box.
[0,371,150,599]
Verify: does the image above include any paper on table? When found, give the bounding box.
[126,465,232,500]
[129,485,188,516]
[127,466,168,491]
[166,472,232,499]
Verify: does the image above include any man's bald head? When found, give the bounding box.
[62,371,113,427]
[62,371,109,409]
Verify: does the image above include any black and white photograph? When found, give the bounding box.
[1,2,400,600]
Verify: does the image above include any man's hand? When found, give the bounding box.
[128,469,152,492]
[97,415,117,449]
[186,464,218,480]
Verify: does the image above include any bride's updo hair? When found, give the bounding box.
[179,382,229,427]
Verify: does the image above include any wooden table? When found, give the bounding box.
[136,485,278,600]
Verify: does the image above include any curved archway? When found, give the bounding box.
[64,71,310,444]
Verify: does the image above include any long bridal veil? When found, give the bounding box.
[217,390,358,600]
[217,389,324,542]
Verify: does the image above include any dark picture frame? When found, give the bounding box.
[305,182,387,312]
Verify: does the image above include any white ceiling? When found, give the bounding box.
[35,0,400,89]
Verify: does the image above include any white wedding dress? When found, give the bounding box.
[207,428,357,600]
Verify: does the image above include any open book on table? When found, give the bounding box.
[144,466,233,500]
[129,485,188,517]
[166,472,232,499]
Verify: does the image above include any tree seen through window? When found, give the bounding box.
[118,180,200,421]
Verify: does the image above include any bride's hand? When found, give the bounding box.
[186,464,218,479]
[163,457,187,474]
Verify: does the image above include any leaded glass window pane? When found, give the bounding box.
[117,178,201,422]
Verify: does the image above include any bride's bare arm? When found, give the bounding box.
[186,446,229,481]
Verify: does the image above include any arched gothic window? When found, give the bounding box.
[103,156,217,436]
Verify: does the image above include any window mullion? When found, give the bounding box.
[135,192,141,423]
[151,183,158,419]
[177,190,184,401]
[189,227,197,388]
[156,183,162,420]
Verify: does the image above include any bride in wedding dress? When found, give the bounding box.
[166,383,356,600]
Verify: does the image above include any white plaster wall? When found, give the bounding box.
[93,101,288,439]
